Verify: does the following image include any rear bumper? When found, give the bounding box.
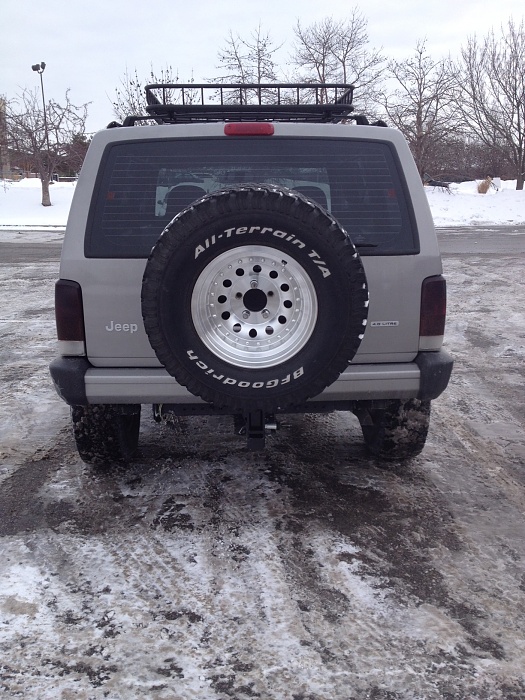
[50,350,453,408]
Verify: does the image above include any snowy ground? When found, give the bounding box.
[0,178,76,230]
[1,178,525,698]
[425,179,525,228]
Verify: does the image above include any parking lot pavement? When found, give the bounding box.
[0,236,524,699]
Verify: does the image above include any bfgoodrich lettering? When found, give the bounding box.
[187,350,304,387]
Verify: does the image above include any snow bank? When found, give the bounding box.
[425,180,525,227]
[0,179,76,229]
[1,176,525,231]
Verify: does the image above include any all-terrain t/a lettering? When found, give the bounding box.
[194,226,308,259]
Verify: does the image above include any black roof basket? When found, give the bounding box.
[122,83,356,126]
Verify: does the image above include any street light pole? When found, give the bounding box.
[31,62,51,173]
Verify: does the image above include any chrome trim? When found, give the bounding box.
[58,340,86,356]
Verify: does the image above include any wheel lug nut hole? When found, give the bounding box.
[223,279,232,288]
[218,295,227,303]
[278,316,287,324]
[269,270,278,279]
[236,268,245,276]
[221,311,230,320]
[233,323,241,333]
[284,300,292,308]
[280,283,289,292]
[249,329,257,338]
[253,265,262,273]
[265,327,274,335]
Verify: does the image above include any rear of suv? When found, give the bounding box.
[50,83,453,463]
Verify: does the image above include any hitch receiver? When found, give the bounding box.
[245,410,266,450]
[234,411,278,450]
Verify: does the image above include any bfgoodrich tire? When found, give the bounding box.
[71,404,141,464]
[142,184,368,412]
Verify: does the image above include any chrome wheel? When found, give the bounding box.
[191,245,318,368]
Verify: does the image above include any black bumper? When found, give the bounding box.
[415,349,454,401]
[50,349,453,407]
[50,356,91,405]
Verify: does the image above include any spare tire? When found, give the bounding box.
[142,184,368,412]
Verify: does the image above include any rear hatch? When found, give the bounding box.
[62,124,441,367]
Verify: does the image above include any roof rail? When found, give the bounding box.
[122,83,356,126]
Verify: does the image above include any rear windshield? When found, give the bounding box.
[86,137,418,258]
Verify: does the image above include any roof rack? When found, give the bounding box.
[121,83,356,126]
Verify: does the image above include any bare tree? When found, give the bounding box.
[0,97,11,179]
[291,12,385,110]
[384,41,456,179]
[216,24,283,104]
[6,88,88,206]
[292,18,338,86]
[453,19,525,189]
[112,65,193,122]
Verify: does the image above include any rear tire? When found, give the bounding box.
[71,404,141,464]
[356,399,431,461]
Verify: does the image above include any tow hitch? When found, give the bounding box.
[234,411,278,450]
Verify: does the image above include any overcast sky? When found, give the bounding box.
[2,0,524,133]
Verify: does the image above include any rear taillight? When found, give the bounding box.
[419,275,447,349]
[55,280,86,355]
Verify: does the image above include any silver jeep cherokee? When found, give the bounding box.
[50,83,453,463]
